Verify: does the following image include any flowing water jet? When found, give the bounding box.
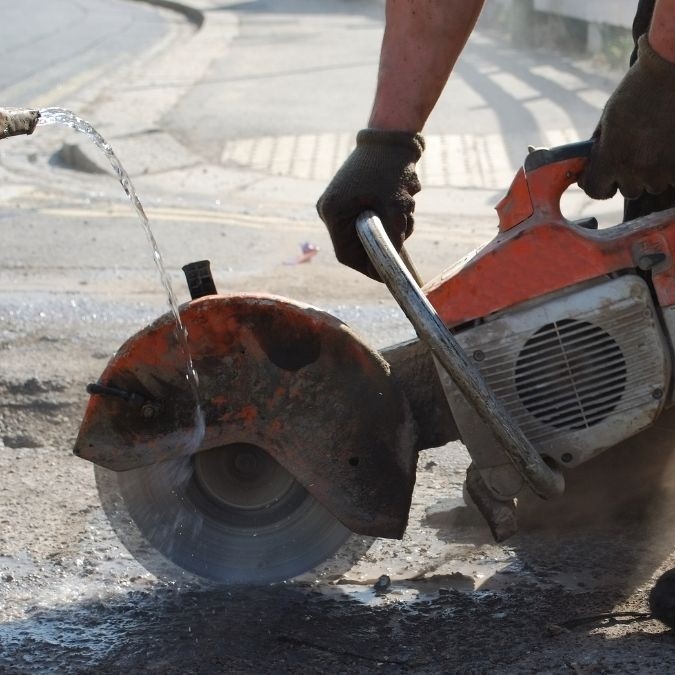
[29,107,204,447]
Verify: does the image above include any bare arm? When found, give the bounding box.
[368,0,485,132]
[317,0,484,276]
[650,0,675,62]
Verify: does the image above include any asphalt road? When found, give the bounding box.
[1,0,171,109]
[3,1,675,673]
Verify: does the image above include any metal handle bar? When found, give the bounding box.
[356,211,564,499]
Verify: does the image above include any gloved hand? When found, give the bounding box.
[579,35,675,200]
[316,128,425,280]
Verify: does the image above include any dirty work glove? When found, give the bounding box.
[316,129,425,280]
[579,35,675,200]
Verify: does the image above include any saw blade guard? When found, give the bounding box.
[75,293,418,540]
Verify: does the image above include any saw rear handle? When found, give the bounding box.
[355,211,565,500]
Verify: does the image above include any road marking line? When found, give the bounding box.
[0,62,108,110]
[27,62,119,111]
[34,205,494,245]
[37,205,317,231]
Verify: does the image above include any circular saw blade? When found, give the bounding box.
[95,444,361,584]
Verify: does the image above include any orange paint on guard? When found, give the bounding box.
[237,405,258,423]
[76,294,417,538]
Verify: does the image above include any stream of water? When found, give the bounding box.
[37,107,205,447]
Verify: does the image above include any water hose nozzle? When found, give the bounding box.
[0,108,40,139]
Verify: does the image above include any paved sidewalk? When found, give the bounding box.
[40,0,626,223]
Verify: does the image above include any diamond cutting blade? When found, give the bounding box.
[96,444,358,584]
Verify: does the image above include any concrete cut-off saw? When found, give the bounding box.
[75,141,675,583]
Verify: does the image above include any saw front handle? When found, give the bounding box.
[356,211,565,500]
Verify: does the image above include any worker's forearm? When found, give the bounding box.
[649,0,675,63]
[368,0,484,132]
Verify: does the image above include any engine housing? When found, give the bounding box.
[438,274,671,474]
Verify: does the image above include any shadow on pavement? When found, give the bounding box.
[0,568,670,675]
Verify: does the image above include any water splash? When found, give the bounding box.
[37,107,204,444]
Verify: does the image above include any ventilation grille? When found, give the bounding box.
[443,277,667,463]
[513,319,627,430]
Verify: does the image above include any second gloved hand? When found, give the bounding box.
[579,35,675,200]
[316,128,425,279]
